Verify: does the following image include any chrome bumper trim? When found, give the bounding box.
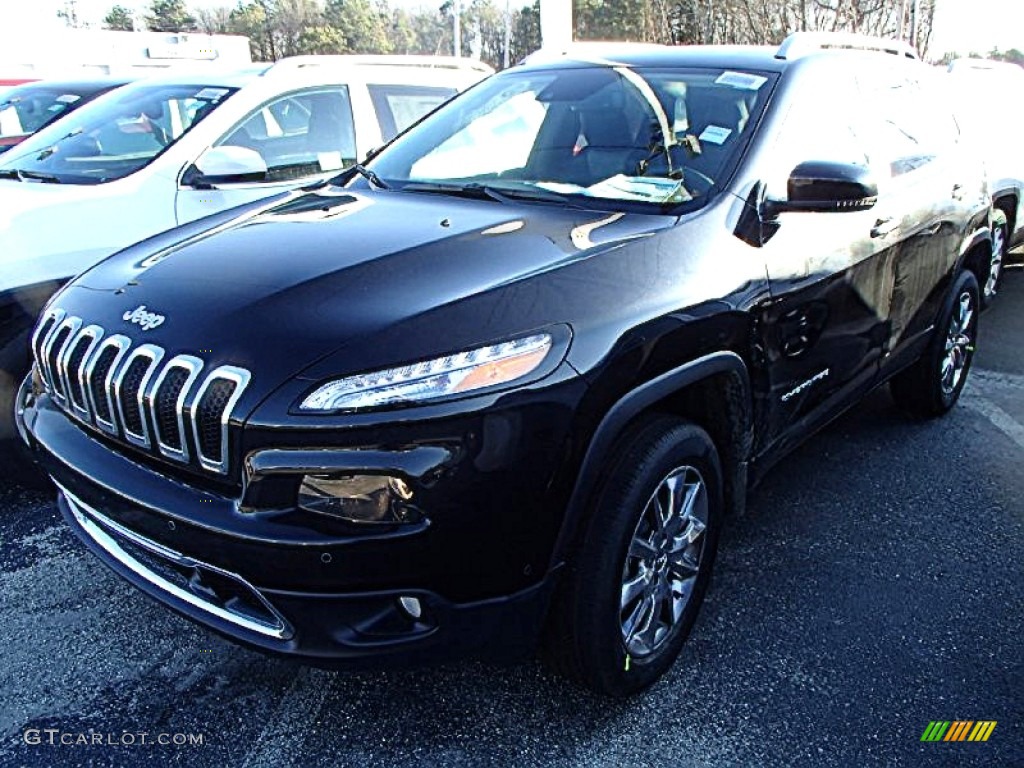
[57,483,293,640]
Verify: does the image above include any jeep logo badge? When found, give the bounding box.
[123,305,165,331]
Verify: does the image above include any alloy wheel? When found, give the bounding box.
[985,224,1005,300]
[941,290,974,395]
[620,465,708,658]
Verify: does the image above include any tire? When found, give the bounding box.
[543,415,722,697]
[0,325,50,490]
[0,323,32,447]
[890,269,979,418]
[982,209,1007,308]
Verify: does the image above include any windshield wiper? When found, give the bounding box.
[402,181,578,207]
[0,168,62,183]
[402,181,511,204]
[336,163,389,189]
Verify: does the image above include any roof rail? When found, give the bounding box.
[265,55,494,75]
[775,32,918,61]
[520,41,667,66]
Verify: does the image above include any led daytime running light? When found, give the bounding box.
[300,333,553,411]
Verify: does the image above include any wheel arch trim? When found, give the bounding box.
[548,350,752,571]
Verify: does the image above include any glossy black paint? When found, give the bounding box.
[19,45,991,663]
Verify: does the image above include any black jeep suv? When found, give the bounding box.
[17,34,993,696]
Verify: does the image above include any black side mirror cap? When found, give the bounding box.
[765,161,878,215]
[181,164,214,190]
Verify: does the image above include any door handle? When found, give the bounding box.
[871,216,898,238]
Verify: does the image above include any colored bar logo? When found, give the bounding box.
[921,721,997,742]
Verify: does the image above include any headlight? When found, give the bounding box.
[299,333,553,411]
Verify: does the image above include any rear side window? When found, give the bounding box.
[856,72,954,178]
[218,87,357,182]
[368,85,455,142]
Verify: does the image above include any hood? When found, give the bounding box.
[52,186,676,407]
[0,178,139,293]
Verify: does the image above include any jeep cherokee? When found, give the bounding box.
[16,34,993,696]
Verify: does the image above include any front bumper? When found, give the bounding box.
[57,487,555,664]
[18,378,583,664]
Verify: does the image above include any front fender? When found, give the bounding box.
[548,350,752,572]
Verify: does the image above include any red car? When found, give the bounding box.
[0,77,131,154]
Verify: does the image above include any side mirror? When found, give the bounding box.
[188,146,267,187]
[765,161,878,215]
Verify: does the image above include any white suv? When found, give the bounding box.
[947,58,1024,303]
[0,55,490,442]
[0,55,491,297]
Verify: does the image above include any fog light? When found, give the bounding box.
[398,596,422,619]
[297,474,421,524]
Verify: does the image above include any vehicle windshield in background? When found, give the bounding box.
[0,82,237,184]
[367,66,775,209]
[0,83,117,142]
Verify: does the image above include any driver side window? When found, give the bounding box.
[216,87,357,183]
[765,84,870,200]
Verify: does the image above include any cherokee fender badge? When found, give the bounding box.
[122,305,165,331]
[781,368,830,402]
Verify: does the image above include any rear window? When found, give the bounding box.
[368,84,456,142]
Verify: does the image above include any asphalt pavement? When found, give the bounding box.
[0,269,1021,768]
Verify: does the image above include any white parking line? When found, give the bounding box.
[964,369,1024,452]
[241,667,336,768]
[969,368,1024,392]
[964,396,1024,452]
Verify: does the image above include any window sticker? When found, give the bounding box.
[715,71,768,91]
[698,125,732,145]
[56,94,81,104]
[195,87,230,101]
[318,151,344,171]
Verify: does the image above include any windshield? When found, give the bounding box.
[366,65,775,210]
[0,81,237,184]
[0,83,117,139]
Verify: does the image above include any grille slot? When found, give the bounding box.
[85,335,131,434]
[150,355,204,462]
[121,360,149,433]
[113,344,164,449]
[61,325,104,421]
[32,309,63,388]
[157,370,189,448]
[90,348,119,424]
[190,366,251,474]
[66,337,91,407]
[198,381,235,461]
[32,310,250,475]
[45,317,81,403]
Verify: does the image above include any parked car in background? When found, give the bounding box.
[17,34,991,696]
[0,54,491,446]
[947,57,1024,304]
[0,79,35,105]
[0,77,132,154]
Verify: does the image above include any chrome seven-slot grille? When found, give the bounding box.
[32,308,251,475]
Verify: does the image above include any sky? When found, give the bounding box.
[6,0,1024,59]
